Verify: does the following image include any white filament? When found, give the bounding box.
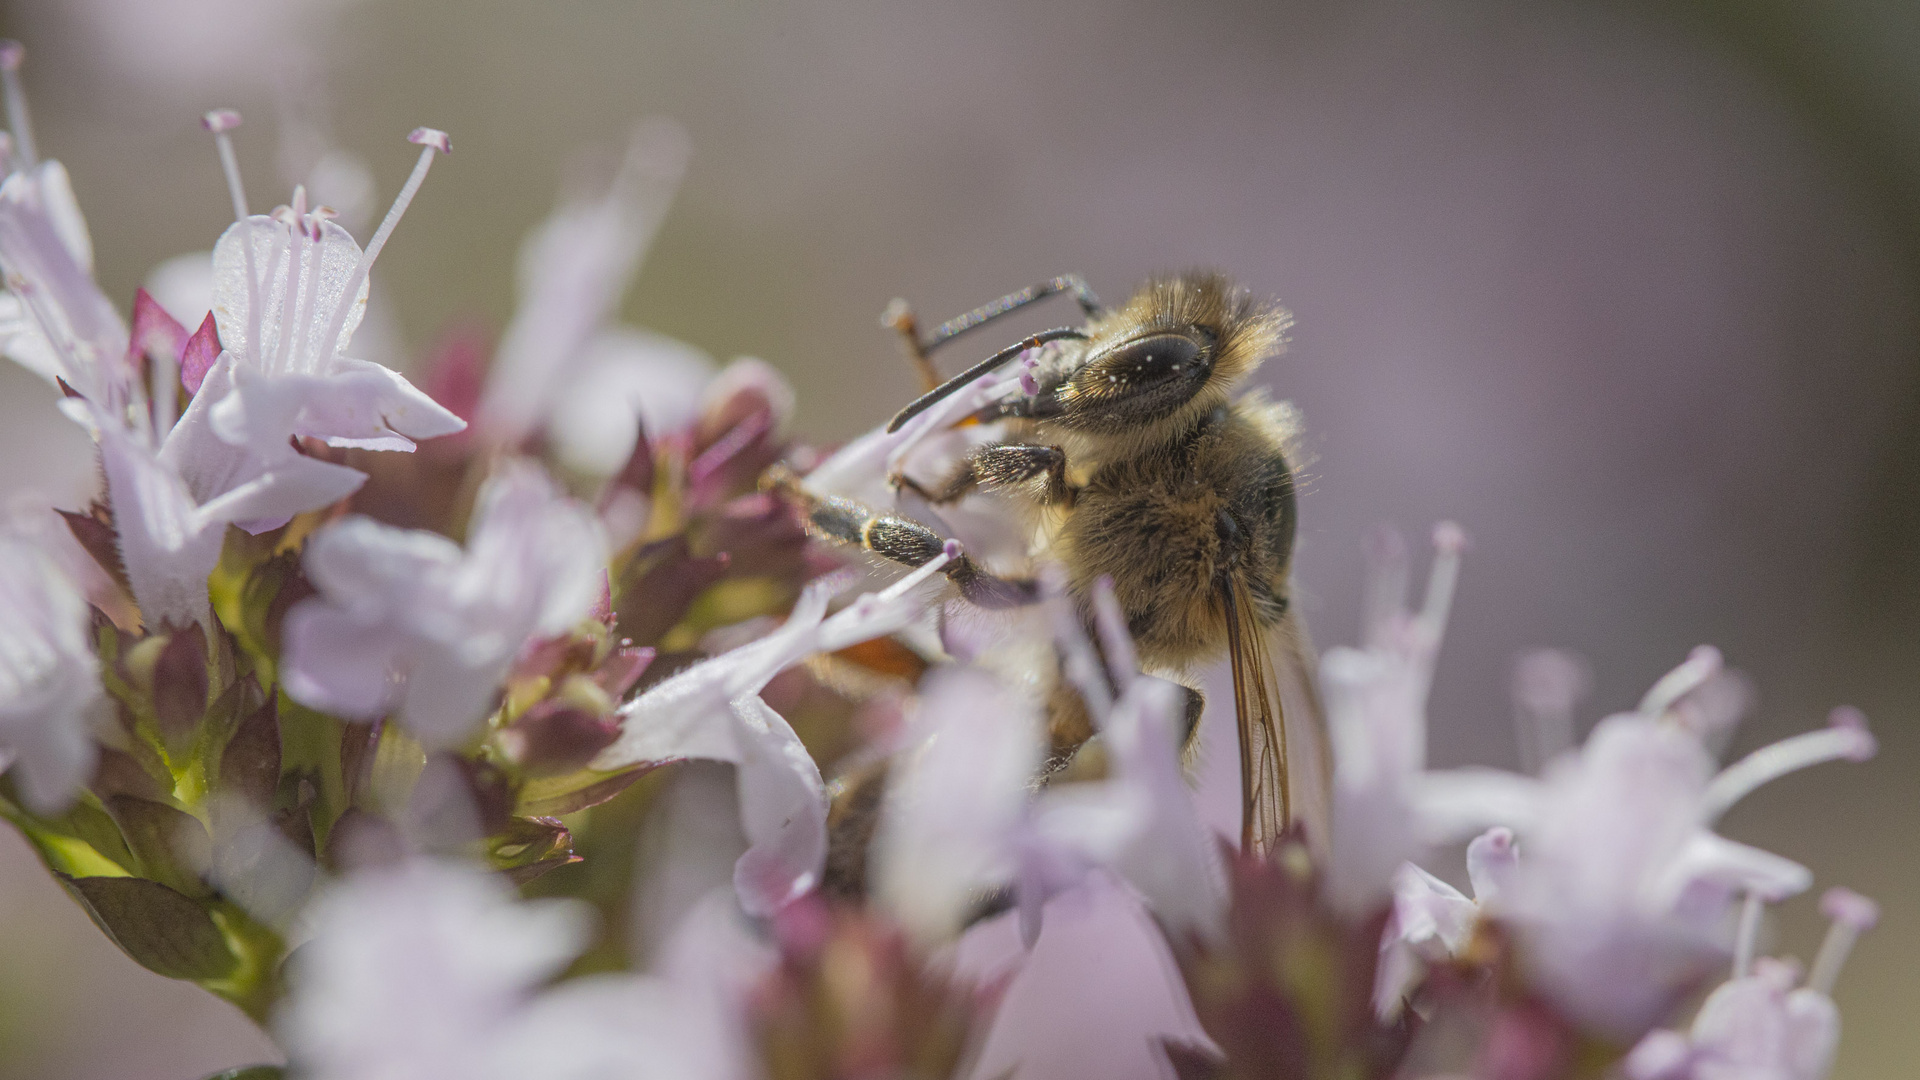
[212,131,250,221]
[1,57,36,171]
[1700,724,1874,824]
[1732,891,1763,979]
[1409,523,1465,703]
[317,143,440,373]
[1805,918,1860,996]
[879,545,955,601]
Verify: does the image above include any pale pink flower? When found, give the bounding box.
[595,552,955,916]
[479,119,691,448]
[1373,826,1516,1019]
[0,531,102,813]
[1320,524,1465,913]
[281,461,607,747]
[1625,888,1877,1080]
[281,858,746,1080]
[0,159,134,419]
[873,579,1225,947]
[205,125,463,454]
[1419,652,1876,1040]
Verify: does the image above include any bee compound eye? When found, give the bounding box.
[1095,333,1205,387]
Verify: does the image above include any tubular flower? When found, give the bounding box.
[874,577,1226,949]
[1402,649,1876,1041]
[206,126,465,454]
[281,460,608,748]
[595,553,955,916]
[1625,888,1880,1080]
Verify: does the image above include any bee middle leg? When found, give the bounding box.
[770,470,1040,608]
[894,443,1074,507]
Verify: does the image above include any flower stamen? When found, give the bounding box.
[1639,644,1721,719]
[317,128,448,376]
[201,109,250,220]
[1731,890,1764,979]
[1700,707,1876,823]
[1806,886,1879,995]
[0,41,38,172]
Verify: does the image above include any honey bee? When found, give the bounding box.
[781,273,1328,860]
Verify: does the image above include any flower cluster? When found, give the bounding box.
[0,43,1886,1080]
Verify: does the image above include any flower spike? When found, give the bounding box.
[0,41,35,171]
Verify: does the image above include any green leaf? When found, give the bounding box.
[199,1068,284,1080]
[105,795,212,898]
[59,874,238,981]
[0,781,136,875]
[517,763,658,817]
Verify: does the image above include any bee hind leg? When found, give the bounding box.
[895,443,1074,507]
[768,467,1040,609]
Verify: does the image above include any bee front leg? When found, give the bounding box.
[895,443,1074,507]
[769,469,1040,608]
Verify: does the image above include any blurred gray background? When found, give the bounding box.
[0,0,1915,1076]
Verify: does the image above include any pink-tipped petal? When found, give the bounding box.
[1431,520,1469,553]
[128,287,189,365]
[180,313,220,394]
[0,41,23,72]
[201,108,242,133]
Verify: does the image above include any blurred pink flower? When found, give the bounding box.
[1420,653,1877,1040]
[0,159,134,420]
[1320,523,1465,913]
[479,119,690,450]
[282,460,607,747]
[0,531,101,813]
[874,578,1225,948]
[596,553,954,916]
[1373,826,1516,1020]
[1626,887,1881,1080]
[281,858,744,1080]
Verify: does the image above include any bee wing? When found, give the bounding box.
[1220,576,1331,858]
[1269,607,1331,858]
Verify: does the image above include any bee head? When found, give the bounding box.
[1047,273,1289,439]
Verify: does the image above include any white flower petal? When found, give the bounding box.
[281,605,405,720]
[284,462,603,745]
[728,695,830,916]
[398,645,503,751]
[97,425,223,629]
[547,328,716,475]
[211,215,367,370]
[874,666,1042,943]
[0,534,102,814]
[0,163,131,409]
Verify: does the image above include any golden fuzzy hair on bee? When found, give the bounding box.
[1088,271,1291,385]
[1059,272,1293,460]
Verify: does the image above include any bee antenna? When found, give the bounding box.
[885,326,1087,433]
